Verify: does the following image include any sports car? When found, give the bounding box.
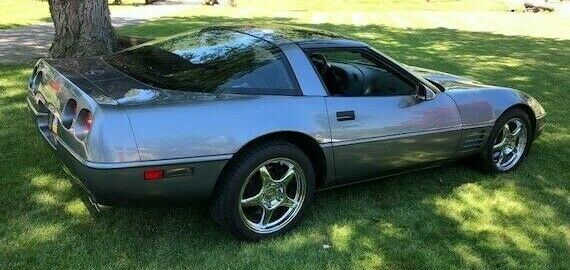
[27,25,546,240]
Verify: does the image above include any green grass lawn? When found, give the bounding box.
[0,0,51,29]
[0,0,158,29]
[1,5,569,270]
[0,0,509,29]
[238,0,507,11]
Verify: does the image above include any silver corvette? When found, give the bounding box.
[27,25,546,240]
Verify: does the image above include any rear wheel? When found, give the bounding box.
[478,108,532,172]
[210,140,315,241]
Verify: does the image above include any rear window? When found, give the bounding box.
[104,30,298,95]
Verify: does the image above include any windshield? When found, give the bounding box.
[103,30,297,95]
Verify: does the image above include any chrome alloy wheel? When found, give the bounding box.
[238,158,307,234]
[492,118,528,171]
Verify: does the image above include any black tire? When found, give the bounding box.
[477,108,533,173]
[210,140,315,241]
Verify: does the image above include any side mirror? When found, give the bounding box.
[416,84,435,101]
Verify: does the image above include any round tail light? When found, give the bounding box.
[74,109,93,140]
[84,111,93,131]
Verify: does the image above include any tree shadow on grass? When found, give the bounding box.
[1,16,569,269]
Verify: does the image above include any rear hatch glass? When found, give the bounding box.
[103,30,297,95]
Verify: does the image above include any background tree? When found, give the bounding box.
[48,0,117,58]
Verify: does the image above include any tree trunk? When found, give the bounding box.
[48,0,117,58]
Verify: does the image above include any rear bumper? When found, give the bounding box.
[55,141,228,206]
[27,95,228,206]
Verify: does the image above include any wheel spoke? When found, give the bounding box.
[259,165,274,186]
[259,207,274,226]
[502,124,510,138]
[496,150,505,165]
[280,196,298,209]
[511,123,522,137]
[501,151,513,167]
[278,163,296,186]
[493,138,506,150]
[241,193,262,207]
[493,124,510,150]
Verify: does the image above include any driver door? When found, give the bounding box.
[308,48,463,183]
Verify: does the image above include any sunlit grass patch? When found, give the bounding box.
[232,0,508,12]
[431,180,567,268]
[0,0,50,29]
[0,0,171,29]
[164,6,570,40]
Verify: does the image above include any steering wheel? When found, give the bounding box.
[310,53,329,76]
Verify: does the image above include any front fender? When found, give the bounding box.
[445,87,545,127]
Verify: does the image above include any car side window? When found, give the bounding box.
[306,49,416,97]
[105,30,298,95]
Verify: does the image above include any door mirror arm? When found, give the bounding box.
[416,84,435,101]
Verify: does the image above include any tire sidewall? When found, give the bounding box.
[223,142,315,240]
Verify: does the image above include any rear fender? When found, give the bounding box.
[124,95,331,161]
[29,60,140,164]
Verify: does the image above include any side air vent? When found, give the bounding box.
[459,127,491,153]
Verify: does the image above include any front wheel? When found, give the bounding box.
[210,140,315,241]
[478,108,533,172]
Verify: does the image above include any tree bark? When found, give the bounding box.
[48,0,118,58]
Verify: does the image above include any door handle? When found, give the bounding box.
[336,110,355,121]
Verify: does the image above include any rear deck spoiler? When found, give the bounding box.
[33,58,118,106]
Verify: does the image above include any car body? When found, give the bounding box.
[27,25,546,210]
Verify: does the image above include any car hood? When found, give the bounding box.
[406,65,490,91]
[406,66,546,124]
